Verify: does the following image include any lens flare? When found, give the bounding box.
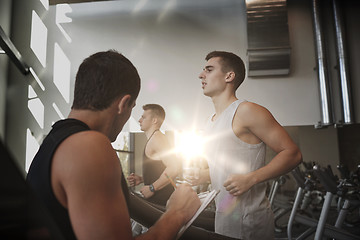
[174,130,204,163]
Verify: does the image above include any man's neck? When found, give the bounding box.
[211,94,238,118]
[68,109,113,137]
[144,127,160,139]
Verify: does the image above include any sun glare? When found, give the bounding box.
[174,131,204,163]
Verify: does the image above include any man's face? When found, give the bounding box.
[138,110,153,132]
[198,57,228,97]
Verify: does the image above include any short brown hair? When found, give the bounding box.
[72,50,141,110]
[142,104,166,124]
[205,51,246,90]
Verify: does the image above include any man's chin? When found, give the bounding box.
[203,91,211,97]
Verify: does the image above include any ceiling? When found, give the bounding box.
[49,0,113,5]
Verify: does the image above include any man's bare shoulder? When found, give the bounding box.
[149,131,169,145]
[55,130,117,168]
[236,101,272,122]
[63,130,110,149]
[146,131,171,159]
[52,130,122,208]
[237,101,267,113]
[71,130,110,145]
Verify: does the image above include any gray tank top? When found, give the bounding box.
[203,99,274,239]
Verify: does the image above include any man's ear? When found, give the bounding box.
[117,95,132,114]
[225,72,235,83]
[152,117,158,124]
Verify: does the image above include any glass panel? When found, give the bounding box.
[118,152,131,179]
[30,10,47,67]
[53,43,71,103]
[29,67,45,91]
[28,85,45,129]
[39,0,49,10]
[28,85,37,99]
[56,4,72,43]
[25,128,40,172]
[112,132,133,180]
[52,102,65,119]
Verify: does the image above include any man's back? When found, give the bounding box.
[26,119,91,240]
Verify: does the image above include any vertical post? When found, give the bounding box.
[311,0,333,127]
[332,0,354,124]
[287,187,304,240]
[314,192,333,240]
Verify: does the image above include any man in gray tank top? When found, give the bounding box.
[194,51,302,239]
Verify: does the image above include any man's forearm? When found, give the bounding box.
[251,148,302,185]
[135,209,185,240]
[152,166,179,191]
[152,172,174,191]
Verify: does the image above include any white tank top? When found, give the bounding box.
[203,99,273,239]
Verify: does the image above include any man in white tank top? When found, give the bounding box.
[196,51,302,239]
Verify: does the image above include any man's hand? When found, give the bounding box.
[140,185,155,198]
[127,173,143,187]
[166,184,201,224]
[223,173,255,196]
[186,168,210,186]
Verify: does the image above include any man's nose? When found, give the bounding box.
[198,71,205,79]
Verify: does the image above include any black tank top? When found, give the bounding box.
[26,119,130,239]
[142,130,174,206]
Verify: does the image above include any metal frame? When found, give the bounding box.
[0,25,29,75]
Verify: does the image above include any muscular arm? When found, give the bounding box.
[224,102,302,196]
[127,173,143,187]
[141,133,181,196]
[52,131,200,240]
[53,131,134,239]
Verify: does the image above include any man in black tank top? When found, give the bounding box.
[127,104,181,206]
[26,50,200,240]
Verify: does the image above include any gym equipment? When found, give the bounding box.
[287,164,360,240]
[270,163,323,233]
[128,191,237,240]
